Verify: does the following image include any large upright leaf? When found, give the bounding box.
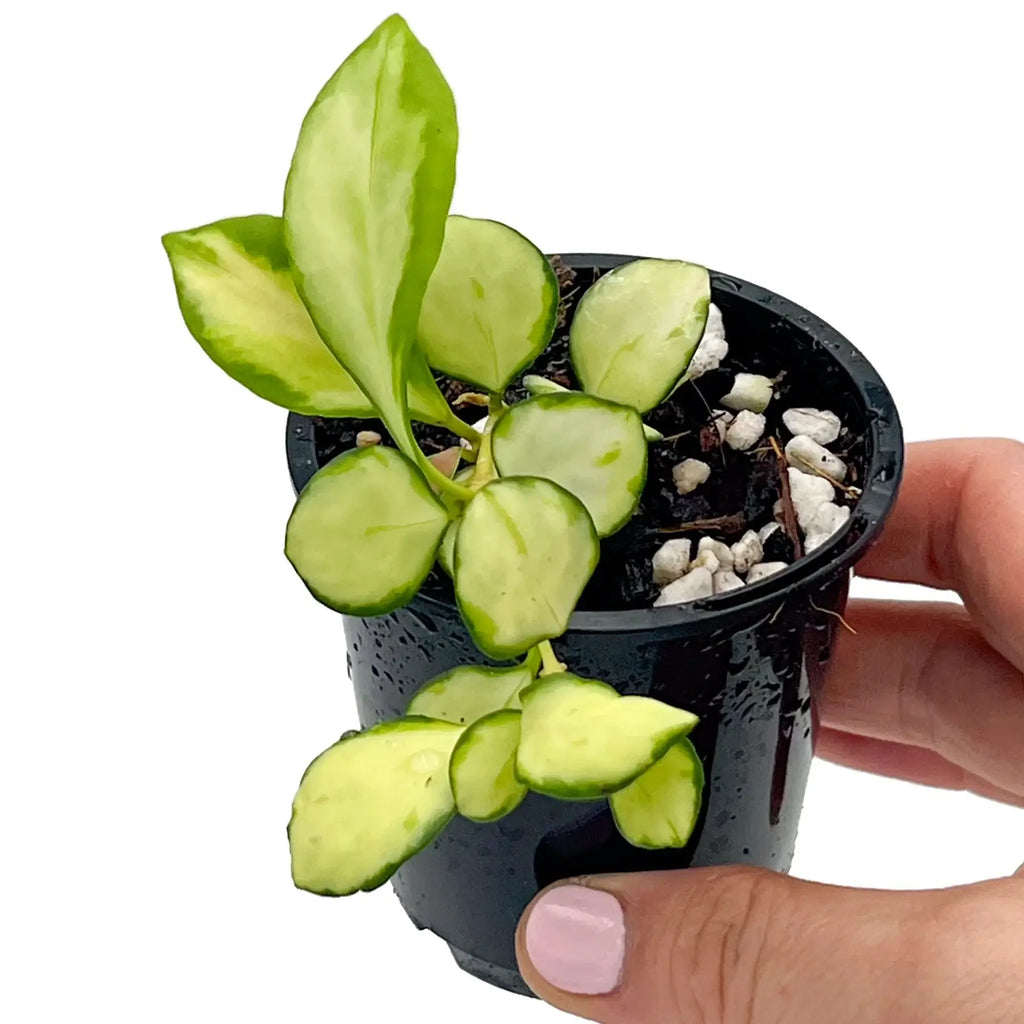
[454,478,599,659]
[417,216,558,392]
[491,393,647,536]
[284,14,458,462]
[285,446,449,615]
[570,259,710,414]
[162,215,454,424]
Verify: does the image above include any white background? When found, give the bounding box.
[4,1,1023,1020]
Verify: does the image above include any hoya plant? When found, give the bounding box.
[164,15,710,897]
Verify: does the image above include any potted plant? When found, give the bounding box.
[163,13,903,997]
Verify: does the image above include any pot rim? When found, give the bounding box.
[286,254,904,637]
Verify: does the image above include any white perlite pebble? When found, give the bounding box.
[758,522,781,543]
[786,434,847,483]
[746,561,789,583]
[687,304,728,379]
[713,569,746,594]
[787,467,836,529]
[672,458,711,495]
[654,567,714,606]
[690,547,721,574]
[720,373,774,414]
[698,536,734,572]
[725,410,766,451]
[731,530,764,573]
[711,409,734,442]
[355,430,382,447]
[782,408,841,445]
[652,539,692,586]
[804,502,851,552]
[705,301,725,338]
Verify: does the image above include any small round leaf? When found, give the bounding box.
[609,738,705,849]
[437,519,460,577]
[491,393,647,536]
[454,478,599,660]
[449,710,528,822]
[517,674,699,799]
[570,259,710,413]
[406,664,534,725]
[285,446,449,615]
[289,719,464,895]
[417,216,558,392]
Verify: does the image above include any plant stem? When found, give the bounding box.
[379,384,474,508]
[469,430,497,490]
[538,640,567,677]
[467,393,505,491]
[657,513,747,535]
[441,408,483,446]
[419,455,474,507]
[523,646,543,676]
[396,422,473,506]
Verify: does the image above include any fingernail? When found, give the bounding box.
[523,884,625,995]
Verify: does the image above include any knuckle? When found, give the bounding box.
[667,868,780,1024]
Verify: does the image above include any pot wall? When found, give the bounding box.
[286,257,904,995]
[345,569,844,994]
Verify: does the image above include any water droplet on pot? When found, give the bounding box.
[409,609,439,634]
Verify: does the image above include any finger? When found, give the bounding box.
[517,870,1024,1024]
[815,728,1024,809]
[856,438,1024,671]
[821,600,1024,797]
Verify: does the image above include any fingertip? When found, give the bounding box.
[517,881,625,1000]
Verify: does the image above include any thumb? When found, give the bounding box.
[516,867,1024,1023]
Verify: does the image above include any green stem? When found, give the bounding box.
[424,459,474,507]
[390,416,473,507]
[440,408,483,446]
[469,430,497,491]
[523,646,543,676]
[467,392,505,491]
[538,640,567,677]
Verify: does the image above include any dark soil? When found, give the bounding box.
[310,257,868,611]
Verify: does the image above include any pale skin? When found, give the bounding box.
[517,439,1024,1023]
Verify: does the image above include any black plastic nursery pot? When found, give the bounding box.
[285,255,904,997]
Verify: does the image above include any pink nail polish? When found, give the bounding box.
[524,884,625,995]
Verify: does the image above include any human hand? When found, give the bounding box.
[516,439,1024,1023]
